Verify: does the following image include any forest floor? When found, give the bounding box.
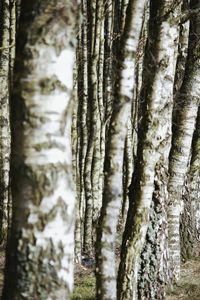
[166,257,200,300]
[73,258,200,300]
[0,250,199,299]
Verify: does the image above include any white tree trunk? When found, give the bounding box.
[168,4,200,278]
[96,1,147,299]
[0,0,11,244]
[117,1,181,299]
[3,1,78,299]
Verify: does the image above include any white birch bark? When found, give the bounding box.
[2,1,78,299]
[96,1,147,299]
[189,107,200,239]
[168,93,199,280]
[117,1,181,299]
[0,0,11,244]
[92,0,105,225]
[72,62,82,263]
[168,3,200,279]
[180,110,200,258]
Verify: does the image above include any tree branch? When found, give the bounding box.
[0,42,15,51]
[180,8,200,24]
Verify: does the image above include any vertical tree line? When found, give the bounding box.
[74,0,200,299]
[0,0,199,299]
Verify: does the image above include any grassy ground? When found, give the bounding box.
[166,258,200,300]
[0,253,199,299]
[73,258,200,300]
[72,265,95,300]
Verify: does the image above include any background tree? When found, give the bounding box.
[180,105,200,259]
[168,0,200,280]
[96,1,147,299]
[117,1,182,299]
[0,0,15,245]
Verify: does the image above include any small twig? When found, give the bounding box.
[156,0,183,23]
[0,42,15,51]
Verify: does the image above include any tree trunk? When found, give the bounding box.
[96,1,147,299]
[2,1,78,299]
[117,1,181,299]
[0,0,11,245]
[168,0,200,280]
[138,161,169,300]
[180,106,200,259]
[83,0,104,255]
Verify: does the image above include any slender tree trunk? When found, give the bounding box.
[72,62,82,263]
[117,1,181,299]
[91,0,104,227]
[189,107,200,249]
[83,0,104,254]
[120,2,148,231]
[180,106,200,259]
[76,0,88,258]
[120,118,133,230]
[96,1,147,299]
[104,0,114,123]
[0,0,11,244]
[2,1,78,299]
[168,0,200,279]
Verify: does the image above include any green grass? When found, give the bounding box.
[72,272,95,300]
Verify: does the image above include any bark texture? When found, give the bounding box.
[3,1,78,299]
[180,107,200,259]
[96,1,147,299]
[117,1,181,299]
[168,0,200,279]
[0,0,11,244]
[138,162,169,300]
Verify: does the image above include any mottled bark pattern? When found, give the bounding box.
[0,0,11,244]
[168,0,200,279]
[3,1,78,299]
[138,163,169,300]
[96,1,147,299]
[180,107,200,259]
[117,1,181,299]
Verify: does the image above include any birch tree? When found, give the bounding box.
[180,107,200,259]
[117,1,182,299]
[2,1,78,299]
[74,0,88,261]
[83,0,105,254]
[96,1,147,299]
[0,0,13,244]
[168,0,200,280]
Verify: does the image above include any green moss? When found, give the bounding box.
[72,274,95,300]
